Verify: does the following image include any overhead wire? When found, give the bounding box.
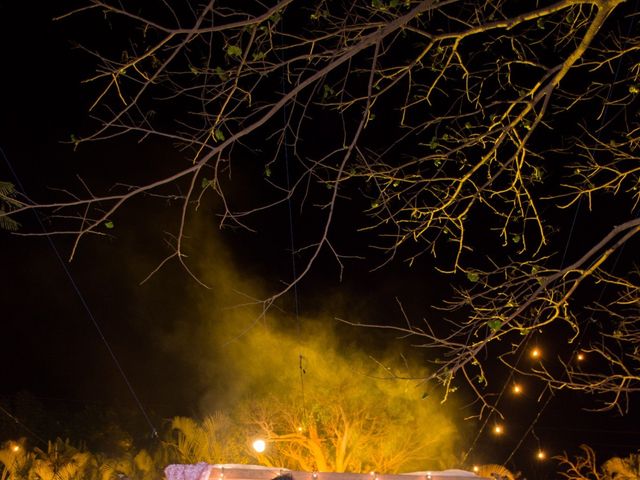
[1,145,159,439]
[0,403,48,446]
[499,1,640,466]
[277,14,307,419]
[464,1,640,467]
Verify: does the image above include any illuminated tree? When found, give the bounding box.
[242,385,457,472]
[3,0,640,414]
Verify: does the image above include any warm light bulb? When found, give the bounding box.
[11,445,20,453]
[252,439,266,453]
[531,347,541,359]
[512,383,522,394]
[493,424,504,435]
[472,466,479,473]
[537,450,546,460]
[577,352,585,361]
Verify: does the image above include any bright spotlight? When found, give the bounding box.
[252,439,266,453]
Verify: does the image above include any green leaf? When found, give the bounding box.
[214,66,227,81]
[214,129,226,142]
[487,320,502,331]
[104,220,114,229]
[322,84,334,100]
[264,166,272,177]
[226,45,242,58]
[466,271,480,282]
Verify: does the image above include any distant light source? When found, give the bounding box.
[512,383,522,394]
[472,466,479,473]
[493,424,504,435]
[536,450,546,460]
[531,347,541,359]
[252,439,266,453]
[576,352,585,361]
[11,444,20,453]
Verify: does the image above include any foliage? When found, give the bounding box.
[164,413,250,465]
[242,386,457,473]
[473,464,517,480]
[0,436,166,480]
[0,182,20,232]
[5,0,640,416]
[233,333,460,474]
[556,445,640,480]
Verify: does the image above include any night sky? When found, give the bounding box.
[1,2,639,479]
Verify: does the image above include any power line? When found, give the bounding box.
[1,145,158,439]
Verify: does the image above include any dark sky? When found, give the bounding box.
[1,1,639,479]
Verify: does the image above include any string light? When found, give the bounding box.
[512,383,522,395]
[530,347,541,359]
[493,424,504,435]
[472,466,479,473]
[536,449,546,460]
[576,352,585,361]
[11,444,20,453]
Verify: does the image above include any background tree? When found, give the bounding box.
[243,386,457,473]
[3,0,640,416]
[556,445,640,480]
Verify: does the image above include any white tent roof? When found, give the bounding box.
[164,464,486,480]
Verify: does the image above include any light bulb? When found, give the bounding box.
[252,439,266,453]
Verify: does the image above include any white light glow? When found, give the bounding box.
[252,439,266,453]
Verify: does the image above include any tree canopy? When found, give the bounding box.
[3,0,640,416]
